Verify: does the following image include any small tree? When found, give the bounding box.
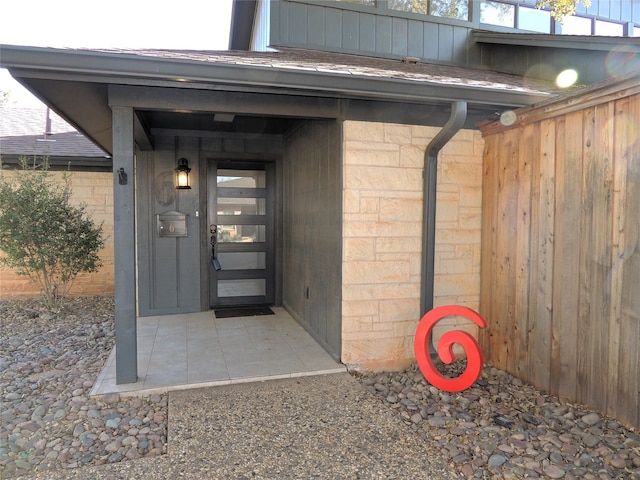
[0,157,105,310]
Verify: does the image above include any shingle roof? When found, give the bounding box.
[0,105,107,158]
[0,105,72,136]
[92,46,563,97]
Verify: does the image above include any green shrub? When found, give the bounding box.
[0,158,105,310]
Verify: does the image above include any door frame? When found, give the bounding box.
[207,159,277,308]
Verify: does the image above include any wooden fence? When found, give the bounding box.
[479,75,640,428]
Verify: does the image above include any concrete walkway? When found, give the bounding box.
[91,308,344,396]
[31,373,456,479]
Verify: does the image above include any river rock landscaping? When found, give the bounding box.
[1,296,638,479]
[0,297,167,479]
[356,364,640,479]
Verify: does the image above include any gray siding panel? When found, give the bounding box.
[423,22,439,60]
[437,24,454,62]
[283,120,342,360]
[269,0,637,71]
[307,5,325,46]
[326,8,343,49]
[375,15,393,54]
[359,13,376,51]
[289,2,307,44]
[342,10,360,50]
[392,17,409,57]
[407,20,424,58]
[452,25,469,64]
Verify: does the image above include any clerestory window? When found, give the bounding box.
[388,0,469,21]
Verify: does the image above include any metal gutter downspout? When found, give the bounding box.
[421,101,468,355]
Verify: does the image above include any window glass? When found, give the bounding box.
[388,0,429,14]
[333,0,375,4]
[217,170,265,189]
[430,0,469,20]
[218,279,266,297]
[595,20,624,36]
[217,252,266,270]
[518,6,551,33]
[561,15,592,35]
[388,0,469,20]
[480,1,515,27]
[217,198,266,216]
[217,225,266,243]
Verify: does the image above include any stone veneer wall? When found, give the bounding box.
[342,121,483,370]
[0,171,114,298]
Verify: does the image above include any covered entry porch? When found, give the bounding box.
[91,308,343,396]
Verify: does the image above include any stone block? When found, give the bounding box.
[344,238,376,261]
[399,145,425,168]
[379,197,422,222]
[343,259,412,285]
[344,120,385,142]
[384,124,412,144]
[345,141,400,167]
[375,237,421,254]
[344,165,419,191]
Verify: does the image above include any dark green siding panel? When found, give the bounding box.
[289,2,307,45]
[407,20,424,58]
[375,15,393,54]
[342,10,360,50]
[359,13,376,52]
[392,17,409,57]
[307,5,325,46]
[326,8,343,48]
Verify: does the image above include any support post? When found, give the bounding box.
[112,106,138,384]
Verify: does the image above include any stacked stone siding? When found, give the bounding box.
[342,121,484,370]
[0,171,114,298]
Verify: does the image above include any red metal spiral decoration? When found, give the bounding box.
[414,305,486,393]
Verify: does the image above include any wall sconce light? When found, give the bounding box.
[175,158,192,190]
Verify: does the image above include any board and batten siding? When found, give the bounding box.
[479,77,640,428]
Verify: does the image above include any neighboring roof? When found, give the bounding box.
[1,130,108,158]
[0,105,110,168]
[0,105,72,136]
[0,44,564,154]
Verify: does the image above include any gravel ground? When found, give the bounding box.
[1,296,639,479]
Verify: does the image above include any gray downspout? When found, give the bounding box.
[421,101,468,356]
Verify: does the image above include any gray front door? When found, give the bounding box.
[209,161,275,307]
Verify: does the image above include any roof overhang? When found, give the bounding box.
[0,44,561,155]
[472,30,640,52]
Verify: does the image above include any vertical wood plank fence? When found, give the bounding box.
[479,75,640,428]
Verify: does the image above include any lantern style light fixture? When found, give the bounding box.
[175,158,192,189]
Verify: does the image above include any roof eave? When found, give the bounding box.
[0,45,554,108]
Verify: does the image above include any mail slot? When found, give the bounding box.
[157,211,188,237]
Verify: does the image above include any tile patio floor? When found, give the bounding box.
[91,307,345,396]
